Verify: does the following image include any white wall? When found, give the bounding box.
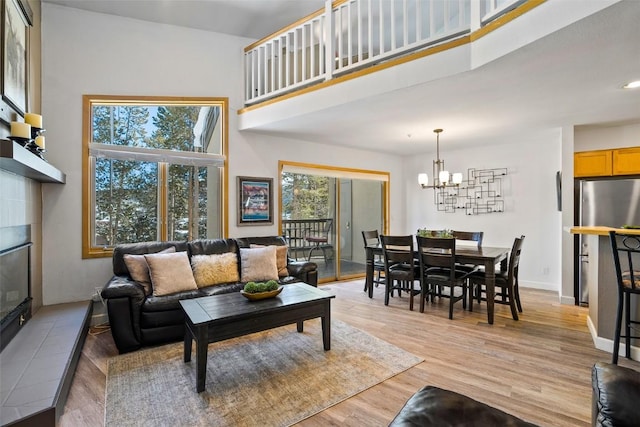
[575,122,640,151]
[40,4,405,305]
[405,129,563,291]
[229,132,403,239]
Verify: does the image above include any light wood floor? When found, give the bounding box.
[60,280,640,426]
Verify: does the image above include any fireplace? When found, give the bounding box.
[0,225,32,352]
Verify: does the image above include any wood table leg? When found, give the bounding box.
[184,324,193,362]
[321,303,331,351]
[485,260,496,325]
[195,324,208,393]
[297,321,303,332]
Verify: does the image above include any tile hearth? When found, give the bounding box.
[0,301,91,426]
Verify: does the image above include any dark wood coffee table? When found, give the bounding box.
[179,282,335,392]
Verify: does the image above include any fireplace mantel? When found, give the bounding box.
[0,139,65,183]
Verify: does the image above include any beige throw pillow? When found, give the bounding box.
[250,244,288,277]
[145,251,198,297]
[124,247,176,295]
[191,253,240,288]
[240,246,279,282]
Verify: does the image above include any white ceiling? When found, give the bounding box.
[43,0,327,40]
[42,0,640,154]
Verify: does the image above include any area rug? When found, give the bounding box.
[105,319,422,426]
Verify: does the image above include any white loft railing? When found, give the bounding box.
[244,0,524,106]
[481,0,527,23]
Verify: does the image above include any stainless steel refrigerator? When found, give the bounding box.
[577,178,640,305]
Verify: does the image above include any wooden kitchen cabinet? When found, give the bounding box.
[574,150,613,177]
[613,147,640,175]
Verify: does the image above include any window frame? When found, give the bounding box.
[82,95,229,259]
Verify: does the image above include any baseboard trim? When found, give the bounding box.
[588,314,640,361]
[520,281,557,292]
[560,295,575,305]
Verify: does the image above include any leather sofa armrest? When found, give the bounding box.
[390,386,536,426]
[101,276,145,353]
[287,260,318,286]
[101,275,146,300]
[592,362,640,427]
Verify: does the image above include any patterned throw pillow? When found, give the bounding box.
[191,253,240,288]
[239,246,279,282]
[123,246,176,295]
[250,244,288,277]
[145,251,198,297]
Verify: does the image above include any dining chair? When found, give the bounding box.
[362,230,385,292]
[468,235,525,320]
[451,230,484,272]
[608,231,640,364]
[416,235,474,319]
[451,230,483,248]
[380,235,420,310]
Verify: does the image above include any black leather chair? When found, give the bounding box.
[592,362,640,426]
[390,385,537,426]
[608,231,640,364]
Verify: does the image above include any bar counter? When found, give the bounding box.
[569,226,640,360]
[570,226,640,236]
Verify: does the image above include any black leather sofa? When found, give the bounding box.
[389,386,537,426]
[101,236,318,353]
[592,362,640,427]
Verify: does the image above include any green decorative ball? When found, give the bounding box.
[243,280,280,294]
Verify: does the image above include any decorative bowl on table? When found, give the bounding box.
[240,280,283,301]
[417,228,454,238]
[240,286,283,301]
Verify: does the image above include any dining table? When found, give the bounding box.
[364,244,510,324]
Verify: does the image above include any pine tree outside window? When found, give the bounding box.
[82,96,228,258]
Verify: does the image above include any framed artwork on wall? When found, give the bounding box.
[1,0,32,119]
[237,176,273,226]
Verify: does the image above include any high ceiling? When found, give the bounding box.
[43,0,640,154]
[43,0,326,40]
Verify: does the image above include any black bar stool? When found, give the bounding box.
[609,231,640,364]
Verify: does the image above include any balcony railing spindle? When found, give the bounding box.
[243,0,524,105]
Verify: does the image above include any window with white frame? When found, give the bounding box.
[82,96,228,258]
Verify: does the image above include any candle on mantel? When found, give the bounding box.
[10,122,31,138]
[35,135,45,149]
[24,113,42,128]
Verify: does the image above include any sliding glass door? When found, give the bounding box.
[339,178,384,280]
[280,162,388,283]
